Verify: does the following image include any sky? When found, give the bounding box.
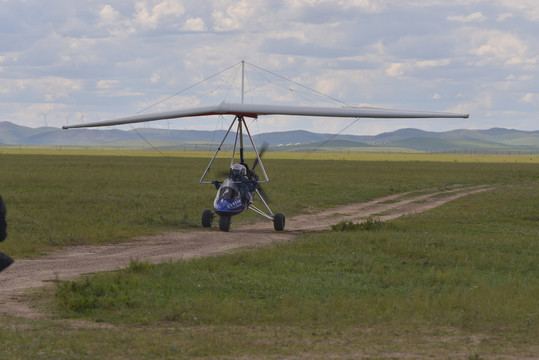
[1,0,538,135]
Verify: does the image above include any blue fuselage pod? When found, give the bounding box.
[213,178,247,216]
[214,198,245,216]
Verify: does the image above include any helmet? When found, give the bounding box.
[231,163,246,176]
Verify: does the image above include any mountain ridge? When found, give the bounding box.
[1,121,538,153]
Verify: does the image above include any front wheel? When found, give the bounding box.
[273,212,285,231]
[219,215,231,232]
[202,209,213,228]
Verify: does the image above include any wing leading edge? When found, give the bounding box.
[62,102,469,129]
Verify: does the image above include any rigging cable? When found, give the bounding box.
[245,61,355,107]
[129,124,168,157]
[244,62,363,156]
[135,61,242,115]
[127,62,244,157]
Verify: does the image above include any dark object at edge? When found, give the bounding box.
[0,195,13,272]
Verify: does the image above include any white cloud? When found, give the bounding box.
[2,77,82,101]
[286,0,388,13]
[134,0,186,30]
[386,63,406,77]
[338,0,387,12]
[416,59,451,68]
[469,30,537,66]
[97,5,120,26]
[521,93,539,103]
[212,0,259,31]
[500,0,539,21]
[505,74,533,81]
[447,12,486,23]
[97,80,120,89]
[183,17,207,32]
[150,72,160,83]
[14,102,69,127]
[385,59,450,77]
[497,13,514,21]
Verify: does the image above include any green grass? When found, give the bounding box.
[2,183,530,359]
[3,147,539,162]
[0,152,538,358]
[0,154,201,257]
[2,153,536,258]
[51,185,538,330]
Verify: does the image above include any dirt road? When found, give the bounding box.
[0,185,491,318]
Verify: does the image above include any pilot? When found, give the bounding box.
[0,194,14,273]
[230,163,256,204]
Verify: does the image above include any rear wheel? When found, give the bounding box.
[219,215,231,232]
[202,209,213,228]
[273,212,285,231]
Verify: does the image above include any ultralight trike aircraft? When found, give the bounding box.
[63,62,469,232]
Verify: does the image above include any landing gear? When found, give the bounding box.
[202,209,284,232]
[219,215,231,232]
[201,210,231,232]
[273,212,285,231]
[198,111,287,232]
[201,209,214,227]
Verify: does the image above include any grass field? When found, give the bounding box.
[1,151,537,258]
[2,146,539,162]
[0,151,538,358]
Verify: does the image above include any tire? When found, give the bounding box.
[273,212,285,231]
[202,209,213,228]
[219,215,231,232]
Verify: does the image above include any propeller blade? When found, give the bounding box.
[252,142,269,171]
[256,183,271,203]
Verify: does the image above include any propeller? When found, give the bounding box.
[211,142,272,203]
[255,183,271,203]
[252,142,268,171]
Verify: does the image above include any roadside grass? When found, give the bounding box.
[0,154,207,257]
[51,185,538,329]
[3,153,537,258]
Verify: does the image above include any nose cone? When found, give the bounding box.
[214,198,244,216]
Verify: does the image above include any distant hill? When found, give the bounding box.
[1,121,538,154]
[0,122,231,146]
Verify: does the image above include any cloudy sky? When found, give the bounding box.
[1,0,538,135]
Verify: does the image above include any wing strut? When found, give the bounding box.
[199,116,269,184]
[199,117,237,184]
